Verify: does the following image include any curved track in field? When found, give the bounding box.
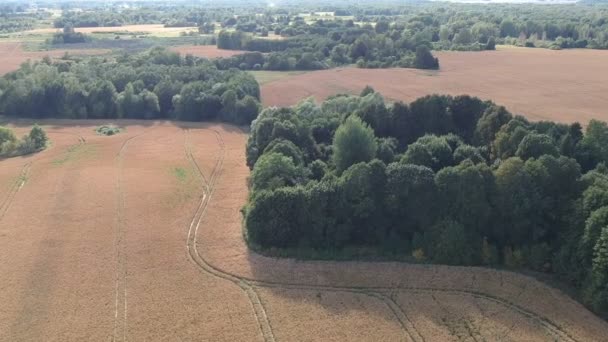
[184,127,580,342]
[184,129,275,342]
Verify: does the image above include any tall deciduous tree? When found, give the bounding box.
[332,116,377,173]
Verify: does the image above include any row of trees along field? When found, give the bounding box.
[244,89,608,316]
[0,48,261,124]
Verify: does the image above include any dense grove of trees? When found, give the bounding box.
[50,24,89,44]
[215,20,440,70]
[0,48,260,124]
[244,90,608,315]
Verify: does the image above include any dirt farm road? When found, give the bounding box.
[0,121,607,342]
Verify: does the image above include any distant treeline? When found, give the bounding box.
[244,90,608,316]
[0,48,260,125]
[52,7,237,29]
[0,7,50,33]
[52,3,608,50]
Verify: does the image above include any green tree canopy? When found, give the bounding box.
[332,116,377,173]
[251,152,300,192]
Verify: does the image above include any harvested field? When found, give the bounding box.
[1,120,607,341]
[255,288,405,341]
[261,46,608,123]
[0,42,109,75]
[169,45,248,59]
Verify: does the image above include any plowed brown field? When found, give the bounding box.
[1,120,607,341]
[0,42,109,76]
[261,47,608,124]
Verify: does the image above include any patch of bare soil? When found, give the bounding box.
[169,45,248,59]
[261,47,608,123]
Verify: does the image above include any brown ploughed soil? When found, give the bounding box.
[0,42,109,75]
[261,47,608,124]
[1,120,607,341]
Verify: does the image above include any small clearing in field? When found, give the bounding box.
[261,46,608,124]
[169,45,248,58]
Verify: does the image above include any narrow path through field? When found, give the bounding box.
[112,131,147,342]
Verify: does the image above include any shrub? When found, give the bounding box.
[96,125,121,136]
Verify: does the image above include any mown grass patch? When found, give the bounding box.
[163,165,199,208]
[52,144,95,166]
[250,70,309,85]
[172,167,188,182]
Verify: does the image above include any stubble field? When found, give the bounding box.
[261,46,608,124]
[1,121,607,341]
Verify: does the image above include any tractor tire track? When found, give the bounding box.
[0,163,31,223]
[184,128,275,342]
[112,129,154,342]
[367,291,419,342]
[184,127,579,342]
